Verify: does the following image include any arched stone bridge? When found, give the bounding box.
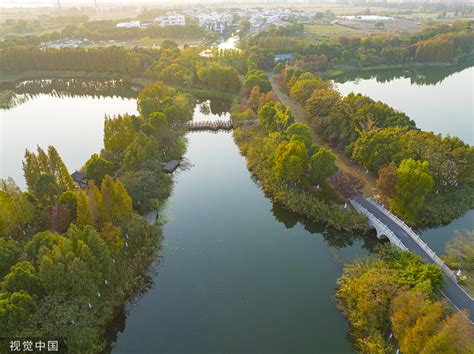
[351,196,474,324]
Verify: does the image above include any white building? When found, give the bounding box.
[116,21,141,28]
[155,13,185,27]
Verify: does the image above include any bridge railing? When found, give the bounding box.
[366,198,457,283]
[350,200,407,251]
[184,119,233,131]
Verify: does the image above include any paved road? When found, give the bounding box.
[355,196,474,324]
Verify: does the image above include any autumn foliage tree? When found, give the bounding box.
[376,162,398,204]
[391,290,473,354]
[330,170,365,198]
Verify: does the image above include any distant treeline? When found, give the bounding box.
[0,46,158,76]
[243,21,474,70]
[62,21,209,41]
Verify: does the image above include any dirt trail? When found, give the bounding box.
[269,75,377,196]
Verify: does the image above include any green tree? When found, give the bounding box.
[76,190,92,227]
[38,225,115,298]
[0,238,20,276]
[22,146,74,194]
[0,290,36,334]
[58,190,78,221]
[244,70,271,92]
[33,174,62,207]
[119,170,171,212]
[83,154,115,186]
[160,39,178,50]
[123,132,160,171]
[274,139,308,183]
[337,260,400,338]
[273,62,284,75]
[137,81,170,118]
[0,178,35,239]
[258,102,277,131]
[274,102,294,132]
[305,89,341,118]
[308,148,337,184]
[285,122,312,149]
[289,77,331,104]
[197,63,241,92]
[47,146,75,190]
[2,261,41,296]
[24,231,62,264]
[389,158,434,223]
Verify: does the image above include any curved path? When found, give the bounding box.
[353,196,474,324]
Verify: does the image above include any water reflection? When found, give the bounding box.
[271,203,381,251]
[334,63,473,86]
[1,87,138,189]
[0,78,138,110]
[336,66,473,144]
[197,98,232,117]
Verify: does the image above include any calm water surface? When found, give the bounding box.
[1,93,137,189]
[336,66,473,145]
[112,128,370,353]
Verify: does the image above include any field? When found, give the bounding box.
[305,24,365,39]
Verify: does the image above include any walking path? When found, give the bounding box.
[268,74,377,196]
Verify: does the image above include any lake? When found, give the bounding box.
[0,80,137,189]
[335,66,474,145]
[0,74,472,352]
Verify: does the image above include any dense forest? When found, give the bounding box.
[0,81,194,351]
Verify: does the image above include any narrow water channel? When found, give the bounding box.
[112,103,374,353]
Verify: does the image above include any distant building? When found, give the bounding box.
[274,53,294,63]
[116,21,141,28]
[155,14,185,27]
[71,170,87,189]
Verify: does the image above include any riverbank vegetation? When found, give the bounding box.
[274,69,473,227]
[0,81,194,351]
[337,244,473,353]
[233,79,368,232]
